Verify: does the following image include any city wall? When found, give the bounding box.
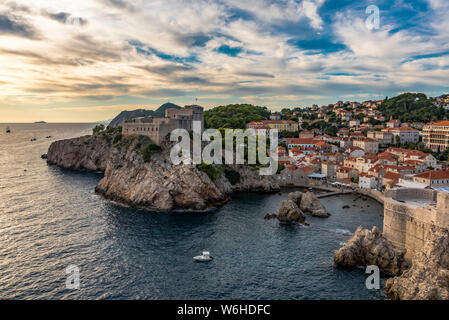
[383,188,449,259]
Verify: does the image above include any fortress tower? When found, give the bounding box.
[383,188,449,259]
[122,105,204,145]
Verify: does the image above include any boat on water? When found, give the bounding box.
[6,126,11,133]
[193,251,213,262]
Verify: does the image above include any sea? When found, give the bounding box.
[0,123,387,299]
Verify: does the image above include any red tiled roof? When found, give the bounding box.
[427,121,449,126]
[360,172,376,178]
[383,171,401,180]
[285,138,318,145]
[413,170,449,180]
[382,127,418,132]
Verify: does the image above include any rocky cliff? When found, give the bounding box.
[334,225,449,300]
[46,134,114,171]
[47,133,279,212]
[334,226,409,275]
[384,227,449,300]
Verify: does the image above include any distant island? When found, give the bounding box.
[34,121,47,124]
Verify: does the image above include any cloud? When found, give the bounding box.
[42,11,88,26]
[0,13,38,38]
[100,0,136,12]
[0,0,449,121]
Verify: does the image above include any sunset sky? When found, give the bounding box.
[1,0,448,122]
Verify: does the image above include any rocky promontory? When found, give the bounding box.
[47,131,280,212]
[384,227,449,300]
[47,134,114,171]
[334,226,409,275]
[334,225,449,299]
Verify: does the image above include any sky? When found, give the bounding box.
[0,0,449,122]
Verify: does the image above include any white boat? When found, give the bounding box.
[193,251,213,262]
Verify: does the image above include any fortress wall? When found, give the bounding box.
[383,188,449,259]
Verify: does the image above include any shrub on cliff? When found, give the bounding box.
[113,133,122,145]
[142,143,163,162]
[277,163,285,174]
[224,168,240,185]
[93,124,105,134]
[198,162,222,181]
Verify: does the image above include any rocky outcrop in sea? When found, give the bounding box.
[277,198,306,224]
[265,191,329,224]
[333,226,409,275]
[299,191,330,217]
[47,132,280,212]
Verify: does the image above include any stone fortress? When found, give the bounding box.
[383,188,449,259]
[122,105,204,145]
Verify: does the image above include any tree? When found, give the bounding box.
[204,104,270,129]
[378,92,449,122]
[325,126,338,137]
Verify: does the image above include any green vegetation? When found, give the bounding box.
[279,130,299,138]
[301,120,338,137]
[204,104,270,129]
[325,125,338,137]
[92,124,105,134]
[277,163,285,174]
[197,162,223,181]
[114,135,135,151]
[435,148,449,162]
[224,168,241,185]
[379,93,449,122]
[113,134,162,162]
[142,142,163,163]
[113,133,123,145]
[93,124,122,135]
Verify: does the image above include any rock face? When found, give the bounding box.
[95,141,229,211]
[277,199,306,224]
[47,134,114,171]
[384,227,449,300]
[333,226,409,275]
[299,192,330,217]
[47,133,280,212]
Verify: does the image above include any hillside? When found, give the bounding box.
[108,103,181,127]
[204,104,270,129]
[379,93,449,123]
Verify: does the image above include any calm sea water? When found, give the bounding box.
[0,123,387,300]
